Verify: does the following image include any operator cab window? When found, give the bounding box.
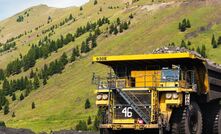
[161,68,179,82]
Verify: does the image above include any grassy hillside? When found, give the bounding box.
[1,0,221,133]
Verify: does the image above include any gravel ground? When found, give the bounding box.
[0,127,35,134]
[51,130,98,134]
[0,127,98,134]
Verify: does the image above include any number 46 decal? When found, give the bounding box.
[122,107,133,117]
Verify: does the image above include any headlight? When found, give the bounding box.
[165,93,172,99]
[172,93,179,99]
[102,94,108,100]
[96,94,102,100]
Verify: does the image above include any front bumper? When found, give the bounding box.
[100,124,159,130]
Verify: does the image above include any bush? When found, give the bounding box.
[3,103,9,115]
[0,121,6,127]
[87,116,92,125]
[75,120,87,131]
[12,112,16,117]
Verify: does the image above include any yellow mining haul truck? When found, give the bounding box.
[92,52,221,134]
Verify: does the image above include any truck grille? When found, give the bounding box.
[113,90,151,121]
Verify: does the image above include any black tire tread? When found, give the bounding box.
[171,102,202,134]
[202,102,221,134]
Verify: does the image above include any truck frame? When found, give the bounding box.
[92,52,221,134]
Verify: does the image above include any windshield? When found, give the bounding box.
[161,69,179,82]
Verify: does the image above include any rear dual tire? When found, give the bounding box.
[202,102,221,134]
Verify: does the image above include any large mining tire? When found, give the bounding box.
[171,102,202,134]
[100,128,113,134]
[203,102,221,134]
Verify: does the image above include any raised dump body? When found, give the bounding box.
[93,52,221,134]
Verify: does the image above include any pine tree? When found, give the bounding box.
[182,19,187,28]
[218,36,221,45]
[30,69,35,78]
[93,116,99,130]
[3,79,11,96]
[116,18,121,25]
[119,24,123,33]
[80,6,83,11]
[186,19,191,28]
[91,38,97,48]
[24,88,30,97]
[33,75,40,89]
[12,112,15,117]
[20,93,24,101]
[43,77,47,85]
[123,22,129,30]
[178,22,182,31]
[201,44,207,58]
[187,41,191,46]
[94,0,98,5]
[12,93,16,101]
[32,102,35,109]
[211,34,217,48]
[3,103,9,115]
[113,26,118,35]
[109,24,115,34]
[60,52,68,65]
[76,120,88,131]
[76,46,80,57]
[85,98,91,109]
[71,49,76,62]
[196,46,201,54]
[180,40,187,48]
[0,69,5,80]
[129,13,134,19]
[87,116,92,125]
[69,14,73,20]
[81,41,90,53]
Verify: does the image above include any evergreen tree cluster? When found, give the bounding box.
[178,18,191,32]
[196,45,207,58]
[0,52,70,115]
[39,52,69,81]
[76,120,88,131]
[75,17,109,37]
[179,39,207,58]
[93,108,104,130]
[17,15,24,22]
[180,40,191,48]
[2,76,36,96]
[0,42,16,53]
[80,30,99,53]
[109,18,130,35]
[0,16,110,115]
[42,14,75,35]
[3,17,108,78]
[5,34,74,76]
[211,34,221,48]
[71,46,80,62]
[75,116,93,131]
[0,91,7,111]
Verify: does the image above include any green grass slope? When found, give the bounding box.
[1,0,221,133]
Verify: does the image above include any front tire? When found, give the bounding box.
[171,102,202,134]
